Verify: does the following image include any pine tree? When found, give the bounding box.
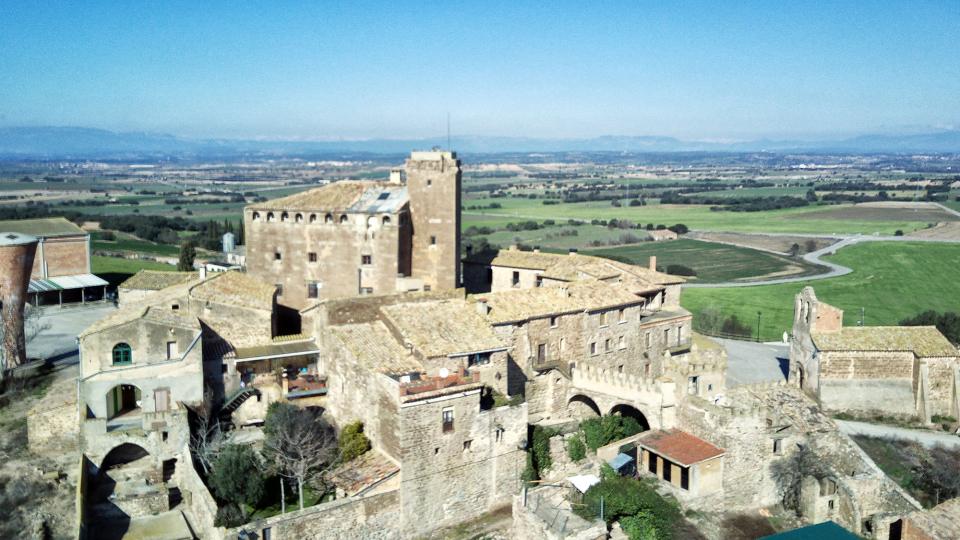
[178,241,196,271]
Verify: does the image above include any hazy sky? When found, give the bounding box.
[1,1,958,140]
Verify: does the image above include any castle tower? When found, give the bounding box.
[0,232,38,373]
[406,150,461,290]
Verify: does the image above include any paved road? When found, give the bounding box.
[26,303,118,365]
[715,337,790,387]
[837,419,960,449]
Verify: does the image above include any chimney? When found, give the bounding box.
[199,266,207,280]
[389,168,403,184]
[649,256,657,271]
[475,298,490,316]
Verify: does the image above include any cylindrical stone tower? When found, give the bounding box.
[0,232,38,372]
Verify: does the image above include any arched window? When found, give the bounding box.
[339,215,348,224]
[325,213,333,224]
[252,212,261,221]
[367,216,377,228]
[281,212,289,222]
[309,214,317,223]
[267,212,275,222]
[295,213,303,223]
[112,343,132,365]
[382,215,391,225]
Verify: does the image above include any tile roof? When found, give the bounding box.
[812,326,957,357]
[329,321,423,375]
[471,279,646,324]
[465,249,683,286]
[188,271,275,311]
[636,429,725,466]
[233,338,319,361]
[381,299,507,357]
[80,281,198,337]
[119,270,198,291]
[0,217,85,237]
[247,181,408,213]
[327,450,399,496]
[903,497,960,540]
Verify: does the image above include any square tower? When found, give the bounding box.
[406,150,461,290]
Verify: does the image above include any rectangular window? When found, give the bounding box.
[590,342,597,355]
[664,328,670,344]
[361,255,372,265]
[618,336,625,349]
[166,341,178,360]
[560,338,566,354]
[430,235,437,245]
[773,439,783,455]
[648,453,658,474]
[687,375,699,396]
[549,316,558,328]
[677,324,684,344]
[274,252,282,261]
[618,308,626,323]
[645,331,651,348]
[360,287,374,295]
[308,252,317,263]
[154,388,170,412]
[680,467,690,490]
[535,275,543,288]
[600,311,607,326]
[307,282,319,299]
[605,338,612,352]
[512,271,520,287]
[276,284,283,297]
[537,344,546,364]
[442,408,455,433]
[262,528,272,540]
[468,352,491,366]
[644,363,651,376]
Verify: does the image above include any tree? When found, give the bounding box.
[804,239,817,253]
[178,240,196,271]
[567,435,586,462]
[805,189,819,202]
[667,223,688,235]
[188,387,224,476]
[789,243,801,257]
[208,444,266,522]
[263,403,338,510]
[338,421,371,462]
[900,311,960,345]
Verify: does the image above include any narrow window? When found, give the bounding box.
[600,311,607,326]
[112,343,132,365]
[618,308,625,322]
[307,282,319,299]
[462,440,472,451]
[340,214,348,224]
[361,255,372,265]
[664,328,670,344]
[590,342,597,355]
[495,427,504,443]
[645,331,651,348]
[308,252,317,263]
[166,341,178,360]
[427,179,432,186]
[605,338,612,352]
[512,271,520,287]
[687,375,699,396]
[468,352,490,366]
[618,364,624,373]
[276,284,283,297]
[680,467,689,490]
[294,213,303,223]
[274,252,282,261]
[325,213,333,223]
[309,214,317,223]
[442,408,454,433]
[430,235,437,245]
[618,336,625,349]
[537,344,546,364]
[773,439,783,455]
[549,316,558,328]
[252,211,261,221]
[535,275,543,288]
[382,216,391,225]
[644,363,651,376]
[560,338,566,354]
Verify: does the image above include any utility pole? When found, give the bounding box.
[859,307,865,326]
[756,311,762,343]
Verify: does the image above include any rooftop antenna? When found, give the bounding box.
[446,112,451,151]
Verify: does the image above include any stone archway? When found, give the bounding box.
[568,394,602,419]
[105,384,143,421]
[609,403,651,432]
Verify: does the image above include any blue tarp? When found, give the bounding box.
[608,452,634,471]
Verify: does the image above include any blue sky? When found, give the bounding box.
[1,1,958,140]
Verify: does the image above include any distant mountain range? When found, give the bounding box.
[1,126,959,159]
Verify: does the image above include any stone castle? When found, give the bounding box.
[24,151,960,540]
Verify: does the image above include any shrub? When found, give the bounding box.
[667,223,688,234]
[208,445,265,519]
[339,421,372,462]
[532,425,559,476]
[621,512,658,540]
[580,415,644,451]
[895,229,904,236]
[520,452,538,486]
[575,476,682,537]
[567,436,586,462]
[214,504,245,528]
[665,264,696,277]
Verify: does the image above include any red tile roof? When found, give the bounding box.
[637,429,724,466]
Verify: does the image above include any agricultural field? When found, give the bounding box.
[583,239,825,283]
[680,242,960,341]
[91,255,176,286]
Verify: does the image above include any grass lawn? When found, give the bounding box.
[681,241,960,341]
[583,239,824,283]
[92,255,176,286]
[462,198,935,235]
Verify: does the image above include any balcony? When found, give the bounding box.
[399,368,481,400]
[285,373,328,399]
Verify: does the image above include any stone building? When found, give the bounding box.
[635,428,725,498]
[244,151,461,310]
[790,287,960,423]
[117,269,197,307]
[0,217,108,305]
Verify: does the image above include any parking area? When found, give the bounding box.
[715,337,790,387]
[26,303,118,365]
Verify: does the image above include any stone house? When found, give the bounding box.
[245,151,461,310]
[117,269,197,307]
[635,428,725,497]
[790,287,960,422]
[894,497,960,539]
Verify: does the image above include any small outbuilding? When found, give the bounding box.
[636,428,724,497]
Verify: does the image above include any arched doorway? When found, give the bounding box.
[93,443,156,519]
[609,403,651,432]
[106,384,142,420]
[568,394,601,419]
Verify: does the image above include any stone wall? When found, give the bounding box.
[224,489,402,540]
[27,376,79,453]
[406,151,461,291]
[398,393,526,536]
[178,444,223,540]
[511,488,607,540]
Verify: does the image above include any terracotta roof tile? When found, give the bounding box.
[637,429,724,466]
[465,249,683,285]
[188,271,275,311]
[247,181,407,213]
[471,279,647,324]
[330,321,422,376]
[119,270,197,291]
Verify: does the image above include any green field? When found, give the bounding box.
[583,239,824,283]
[462,198,938,235]
[92,232,181,256]
[681,242,960,341]
[682,186,811,198]
[92,255,176,286]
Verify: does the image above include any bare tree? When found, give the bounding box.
[263,403,338,510]
[189,387,225,476]
[1,305,51,382]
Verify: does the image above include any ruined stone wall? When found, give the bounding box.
[245,207,408,310]
[27,377,79,453]
[398,392,526,536]
[406,152,461,291]
[33,235,89,278]
[923,356,959,417]
[818,351,918,417]
[224,489,402,540]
